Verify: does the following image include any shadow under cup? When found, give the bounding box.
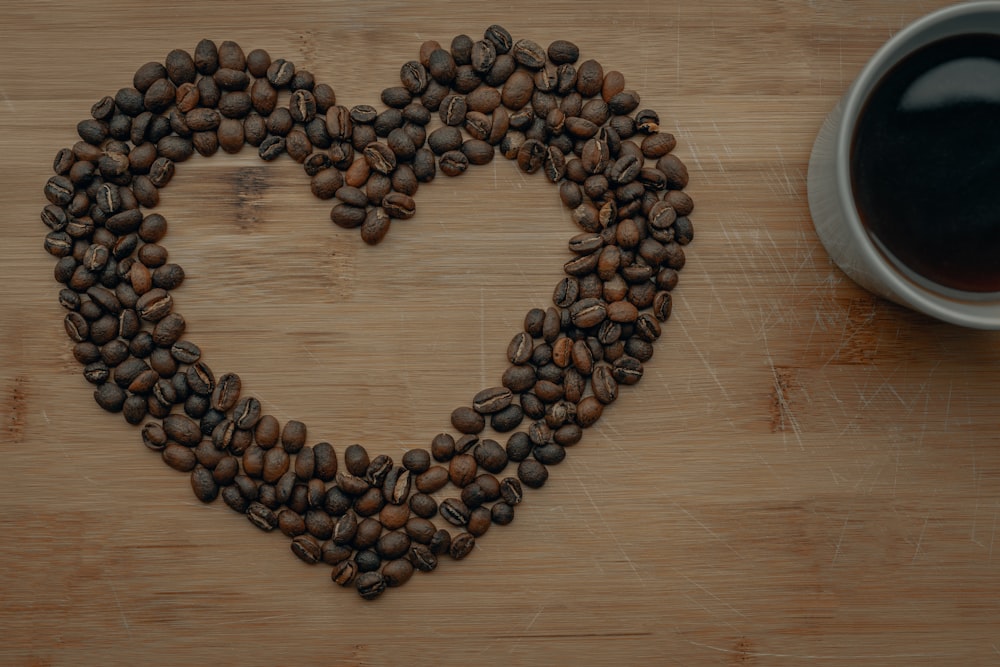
[807,1,1000,330]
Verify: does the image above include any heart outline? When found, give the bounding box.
[40,27,694,600]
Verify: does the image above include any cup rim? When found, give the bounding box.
[835,0,1000,328]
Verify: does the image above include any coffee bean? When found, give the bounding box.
[518,459,549,489]
[440,497,471,526]
[246,501,277,531]
[332,560,358,587]
[449,532,476,560]
[415,466,449,494]
[408,543,438,572]
[450,406,485,434]
[291,535,322,564]
[344,443,370,476]
[448,454,478,488]
[472,386,513,414]
[355,571,387,600]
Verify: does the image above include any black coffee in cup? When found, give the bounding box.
[851,33,1000,293]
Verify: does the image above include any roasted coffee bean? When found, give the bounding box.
[332,511,359,545]
[472,386,513,414]
[290,535,322,564]
[491,404,524,432]
[246,501,278,531]
[408,543,438,572]
[401,448,431,474]
[354,487,384,517]
[344,443,371,476]
[322,542,353,566]
[332,560,358,586]
[440,498,471,526]
[280,419,306,453]
[376,531,411,560]
[506,432,532,463]
[473,439,508,474]
[409,492,438,519]
[382,559,414,588]
[448,454,478,488]
[354,518,383,550]
[383,466,412,505]
[450,406,485,434]
[336,471,370,496]
[467,507,492,536]
[313,442,338,481]
[518,459,549,489]
[379,502,410,531]
[355,571,387,600]
[305,508,334,540]
[449,532,476,560]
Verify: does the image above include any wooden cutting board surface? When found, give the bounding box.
[3,1,999,665]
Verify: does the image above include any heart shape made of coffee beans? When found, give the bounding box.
[40,27,694,600]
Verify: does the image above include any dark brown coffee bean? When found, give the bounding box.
[336,471,370,496]
[460,482,487,510]
[473,439,508,474]
[651,289,674,321]
[342,443,369,477]
[290,534,321,564]
[355,571,387,600]
[278,508,306,537]
[303,442,334,482]
[304,508,334,540]
[448,453,478,487]
[409,493,437,520]
[472,386,513,414]
[450,406,485,434]
[415,465,449,494]
[353,518,383,550]
[548,39,580,64]
[162,443,197,472]
[518,459,549,489]
[383,466,412,505]
[262,446,289,483]
[466,507,492,537]
[449,532,476,560]
[440,497,470,526]
[322,542,352,566]
[163,413,202,446]
[454,434,478,455]
[358,489,388,517]
[246,501,277,531]
[408,543,438,572]
[382,559,414,588]
[376,531,411,561]
[400,448,430,474]
[332,560,358,586]
[248,415,277,450]
[439,149,469,176]
[332,511,359,545]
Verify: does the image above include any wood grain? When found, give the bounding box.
[3,1,999,665]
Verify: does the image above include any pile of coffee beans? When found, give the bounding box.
[40,26,693,600]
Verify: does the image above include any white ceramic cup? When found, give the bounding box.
[807,1,1000,329]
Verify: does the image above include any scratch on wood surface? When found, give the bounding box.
[108,580,132,639]
[572,471,646,584]
[675,571,747,619]
[989,507,998,563]
[674,315,730,401]
[674,503,746,562]
[831,512,851,564]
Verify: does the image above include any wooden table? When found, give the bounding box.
[3,1,998,664]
